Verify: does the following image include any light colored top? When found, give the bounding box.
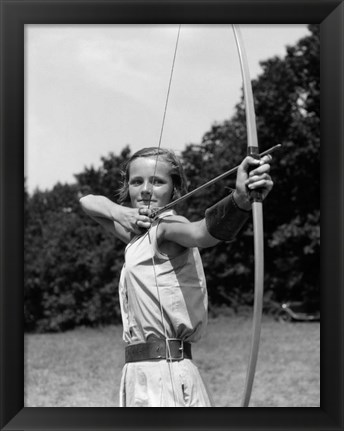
[118,210,208,344]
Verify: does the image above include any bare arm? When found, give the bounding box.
[160,154,274,249]
[159,216,220,249]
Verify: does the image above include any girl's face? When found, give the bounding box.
[128,157,174,209]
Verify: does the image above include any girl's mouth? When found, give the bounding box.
[139,199,156,205]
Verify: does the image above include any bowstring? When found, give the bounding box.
[147,24,181,407]
[150,24,181,193]
[148,235,178,405]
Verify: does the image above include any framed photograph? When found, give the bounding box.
[1,0,342,430]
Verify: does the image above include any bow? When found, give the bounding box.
[232,24,264,407]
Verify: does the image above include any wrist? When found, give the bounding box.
[109,201,124,223]
[204,192,250,241]
[233,190,251,212]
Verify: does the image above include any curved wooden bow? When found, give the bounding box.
[233,25,264,407]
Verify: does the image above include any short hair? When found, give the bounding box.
[117,147,188,206]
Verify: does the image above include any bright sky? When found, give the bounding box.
[25,24,309,194]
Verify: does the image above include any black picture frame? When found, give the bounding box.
[1,0,343,430]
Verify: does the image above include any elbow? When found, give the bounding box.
[196,236,220,249]
[79,194,94,201]
[194,220,220,249]
[79,194,94,210]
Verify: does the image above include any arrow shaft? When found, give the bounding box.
[152,144,280,218]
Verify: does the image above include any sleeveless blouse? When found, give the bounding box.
[118,210,208,345]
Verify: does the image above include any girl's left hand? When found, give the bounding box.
[234,154,274,210]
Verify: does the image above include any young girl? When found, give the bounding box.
[79,147,273,407]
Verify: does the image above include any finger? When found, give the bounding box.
[260,154,272,164]
[136,218,152,229]
[247,173,271,183]
[139,207,155,218]
[248,163,271,178]
[138,207,149,215]
[247,178,273,190]
[242,156,261,170]
[138,215,151,224]
[246,172,271,184]
[243,154,272,174]
[243,153,272,165]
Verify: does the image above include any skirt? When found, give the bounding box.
[119,358,214,407]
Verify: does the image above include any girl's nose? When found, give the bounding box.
[141,182,152,197]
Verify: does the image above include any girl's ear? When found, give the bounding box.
[171,186,179,201]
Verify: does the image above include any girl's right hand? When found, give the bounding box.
[121,206,153,235]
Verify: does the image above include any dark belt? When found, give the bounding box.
[125,338,192,363]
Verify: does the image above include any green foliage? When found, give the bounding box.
[24,181,126,332]
[182,25,320,309]
[24,25,320,332]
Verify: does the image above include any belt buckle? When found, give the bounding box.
[165,338,183,361]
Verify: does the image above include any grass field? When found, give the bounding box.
[24,315,320,407]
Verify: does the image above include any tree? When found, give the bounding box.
[24,180,126,332]
[256,25,320,304]
[24,26,320,331]
[179,25,320,308]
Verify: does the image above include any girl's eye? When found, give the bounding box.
[130,179,142,186]
[152,178,164,185]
